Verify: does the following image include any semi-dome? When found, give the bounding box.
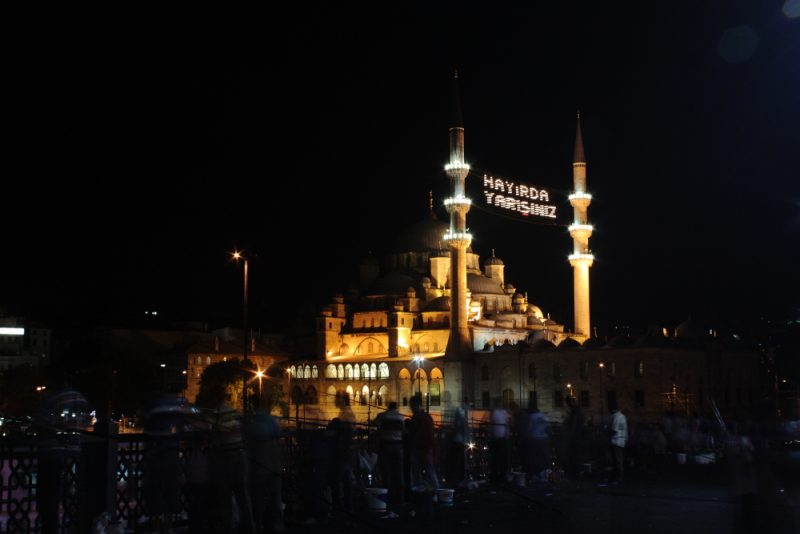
[394,217,449,253]
[527,305,544,319]
[425,296,451,312]
[368,271,417,295]
[467,273,505,295]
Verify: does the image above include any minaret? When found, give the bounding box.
[568,112,594,338]
[443,71,473,358]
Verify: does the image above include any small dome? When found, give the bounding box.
[527,305,544,319]
[406,287,417,298]
[675,320,705,340]
[505,283,516,292]
[425,296,451,312]
[369,271,416,295]
[484,256,504,266]
[558,338,582,350]
[530,339,556,351]
[421,277,432,289]
[512,293,525,302]
[581,337,604,349]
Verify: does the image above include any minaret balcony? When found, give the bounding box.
[568,191,592,209]
[444,162,471,172]
[443,231,473,248]
[568,253,595,267]
[444,196,472,214]
[568,224,594,240]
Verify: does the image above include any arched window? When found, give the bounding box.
[361,364,369,378]
[361,385,369,405]
[290,365,297,378]
[345,385,353,405]
[430,367,443,380]
[399,368,411,380]
[481,364,489,381]
[304,365,311,379]
[635,361,644,378]
[311,365,318,378]
[206,356,211,366]
[353,364,360,379]
[291,385,303,405]
[345,364,353,379]
[305,386,318,405]
[325,364,337,378]
[423,342,430,352]
[378,385,389,406]
[368,342,374,354]
[378,363,389,379]
[196,356,202,365]
[326,385,336,406]
[413,344,420,353]
[370,363,377,379]
[337,364,344,380]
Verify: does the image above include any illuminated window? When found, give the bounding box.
[370,363,377,379]
[430,383,441,406]
[354,364,360,379]
[196,356,202,365]
[337,364,344,380]
[206,356,211,366]
[345,364,353,379]
[361,364,369,378]
[306,386,317,405]
[290,365,297,378]
[423,342,429,352]
[311,365,318,378]
[304,365,311,379]
[378,363,389,379]
[325,364,337,378]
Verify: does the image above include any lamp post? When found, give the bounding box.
[598,361,605,421]
[255,370,264,403]
[232,251,249,416]
[413,355,425,409]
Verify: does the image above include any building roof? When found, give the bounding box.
[467,273,505,295]
[425,296,451,312]
[394,217,449,253]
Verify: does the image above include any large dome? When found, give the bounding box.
[467,273,505,295]
[394,217,449,253]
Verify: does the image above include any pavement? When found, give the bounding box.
[286,463,799,534]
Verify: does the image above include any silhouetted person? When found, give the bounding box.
[35,386,91,534]
[563,396,585,476]
[489,400,510,484]
[143,395,185,533]
[608,398,627,484]
[447,399,469,487]
[245,397,285,533]
[208,393,254,533]
[524,400,550,482]
[409,395,439,490]
[376,402,405,511]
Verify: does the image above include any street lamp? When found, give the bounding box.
[255,370,265,402]
[232,251,250,415]
[413,355,425,408]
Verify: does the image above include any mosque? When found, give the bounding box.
[283,79,765,425]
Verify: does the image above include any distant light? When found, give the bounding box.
[160,363,166,368]
[599,363,605,368]
[783,0,800,18]
[152,311,158,316]
[467,442,476,450]
[718,26,759,63]
[256,370,265,378]
[181,370,187,375]
[0,328,24,336]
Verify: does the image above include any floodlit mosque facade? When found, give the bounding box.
[287,82,765,425]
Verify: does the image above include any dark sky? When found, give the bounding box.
[3,2,799,335]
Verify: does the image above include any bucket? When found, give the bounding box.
[364,487,388,512]
[676,453,687,465]
[512,471,526,487]
[693,452,715,465]
[436,488,455,507]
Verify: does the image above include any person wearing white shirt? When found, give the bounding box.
[609,398,628,484]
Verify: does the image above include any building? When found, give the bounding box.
[286,79,764,424]
[0,312,51,369]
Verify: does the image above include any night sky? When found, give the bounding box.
[3,2,799,336]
